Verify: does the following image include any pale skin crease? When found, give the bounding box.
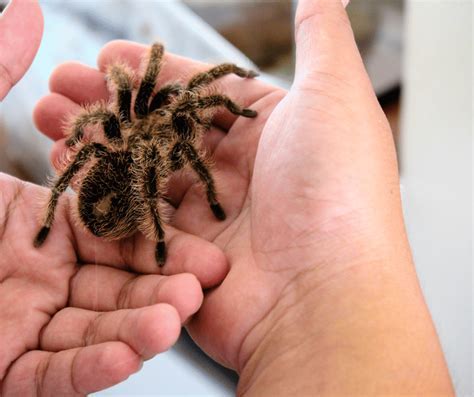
[37,0,455,395]
[0,1,228,395]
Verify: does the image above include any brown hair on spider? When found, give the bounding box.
[33,42,258,266]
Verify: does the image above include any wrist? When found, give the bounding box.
[237,256,453,396]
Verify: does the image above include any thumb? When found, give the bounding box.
[0,0,44,101]
[294,0,366,85]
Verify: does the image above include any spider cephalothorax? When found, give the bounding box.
[34,42,258,266]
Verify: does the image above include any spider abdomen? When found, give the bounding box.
[78,151,138,239]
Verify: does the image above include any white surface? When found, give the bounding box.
[361,2,403,95]
[400,1,472,395]
[96,332,237,396]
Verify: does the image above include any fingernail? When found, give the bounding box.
[342,0,350,7]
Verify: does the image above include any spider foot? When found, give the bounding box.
[210,203,226,221]
[156,240,166,267]
[247,70,259,78]
[241,108,258,118]
[33,226,50,247]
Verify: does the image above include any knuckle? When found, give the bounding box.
[34,354,53,396]
[116,277,136,309]
[82,313,105,346]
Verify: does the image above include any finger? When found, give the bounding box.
[71,222,228,288]
[29,184,229,287]
[33,93,82,141]
[2,342,141,395]
[40,305,181,360]
[49,61,109,105]
[35,91,227,165]
[46,56,250,131]
[0,0,43,100]
[294,0,367,85]
[68,266,203,321]
[45,45,264,131]
[95,40,276,130]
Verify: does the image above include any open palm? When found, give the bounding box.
[35,0,406,379]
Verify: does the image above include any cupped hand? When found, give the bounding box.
[0,173,226,395]
[34,0,408,377]
[1,1,227,394]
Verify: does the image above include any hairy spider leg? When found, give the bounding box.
[149,83,183,113]
[65,108,121,147]
[196,95,258,118]
[187,63,258,91]
[108,64,134,123]
[134,144,168,266]
[134,43,164,118]
[33,143,108,247]
[173,141,226,221]
[191,110,213,131]
[169,94,256,134]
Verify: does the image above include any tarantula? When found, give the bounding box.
[34,42,258,266]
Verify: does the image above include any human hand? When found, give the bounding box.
[0,1,226,394]
[35,0,398,366]
[0,172,227,395]
[35,0,452,394]
[0,0,43,100]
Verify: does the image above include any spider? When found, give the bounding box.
[33,42,258,266]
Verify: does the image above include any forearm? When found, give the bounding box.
[238,257,454,396]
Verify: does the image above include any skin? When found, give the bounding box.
[0,0,226,394]
[4,0,454,395]
[0,0,43,100]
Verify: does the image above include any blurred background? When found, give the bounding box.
[0,0,471,396]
